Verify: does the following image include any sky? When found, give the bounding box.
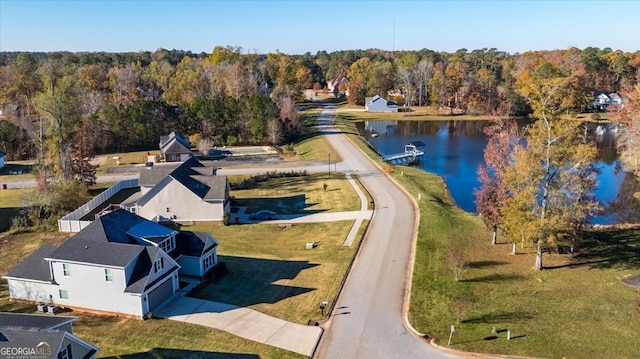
[1,0,639,55]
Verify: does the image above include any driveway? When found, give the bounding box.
[155,295,322,357]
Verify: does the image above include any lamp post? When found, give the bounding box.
[328,154,331,179]
[320,300,328,316]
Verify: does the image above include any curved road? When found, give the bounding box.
[314,105,458,359]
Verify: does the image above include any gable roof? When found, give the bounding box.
[0,328,66,351]
[48,236,143,268]
[160,131,191,155]
[139,158,227,201]
[175,231,218,257]
[46,210,177,268]
[5,245,58,282]
[0,312,76,331]
[0,313,99,357]
[125,247,179,294]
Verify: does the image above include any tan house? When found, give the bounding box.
[160,132,192,162]
[124,158,230,223]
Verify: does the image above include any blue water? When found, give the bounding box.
[359,120,639,224]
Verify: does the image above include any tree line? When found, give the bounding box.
[1,46,639,182]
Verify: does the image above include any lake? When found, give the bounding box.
[357,120,640,224]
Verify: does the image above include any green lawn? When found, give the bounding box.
[230,173,360,213]
[0,188,33,232]
[335,111,640,359]
[282,109,342,163]
[185,220,367,325]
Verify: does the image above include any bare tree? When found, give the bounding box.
[414,60,434,107]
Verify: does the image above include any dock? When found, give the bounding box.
[381,141,425,165]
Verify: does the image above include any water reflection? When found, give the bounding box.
[357,120,640,224]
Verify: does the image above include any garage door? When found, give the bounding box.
[148,278,174,312]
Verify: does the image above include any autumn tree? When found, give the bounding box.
[35,57,83,181]
[346,57,372,105]
[614,84,640,176]
[70,118,98,187]
[503,64,601,269]
[474,118,519,245]
[414,59,434,107]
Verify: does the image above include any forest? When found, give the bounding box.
[0,46,639,180]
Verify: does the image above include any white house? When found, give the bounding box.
[365,95,398,112]
[589,91,624,111]
[160,131,192,162]
[0,312,99,359]
[124,158,230,223]
[0,151,6,169]
[4,209,219,319]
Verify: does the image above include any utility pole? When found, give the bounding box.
[328,154,331,179]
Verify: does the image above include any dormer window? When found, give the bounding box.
[154,257,164,272]
[160,237,174,253]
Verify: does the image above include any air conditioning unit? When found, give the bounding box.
[37,303,46,312]
[47,305,58,314]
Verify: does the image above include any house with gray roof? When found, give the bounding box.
[160,131,192,162]
[124,157,230,223]
[4,209,219,319]
[0,312,98,359]
[365,95,398,112]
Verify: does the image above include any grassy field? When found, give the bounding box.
[229,173,360,213]
[282,108,342,163]
[335,111,640,359]
[185,220,366,324]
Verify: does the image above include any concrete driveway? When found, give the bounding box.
[155,295,322,357]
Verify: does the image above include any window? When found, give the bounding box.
[104,268,113,282]
[203,254,214,271]
[160,238,174,253]
[59,344,73,359]
[130,207,136,213]
[62,263,70,276]
[154,257,164,272]
[166,207,170,213]
[59,289,69,300]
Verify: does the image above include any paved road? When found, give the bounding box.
[314,105,459,359]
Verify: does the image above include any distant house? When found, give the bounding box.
[365,95,398,113]
[123,158,230,223]
[4,209,219,319]
[327,77,349,94]
[0,312,99,359]
[589,91,623,112]
[0,151,6,169]
[160,131,192,162]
